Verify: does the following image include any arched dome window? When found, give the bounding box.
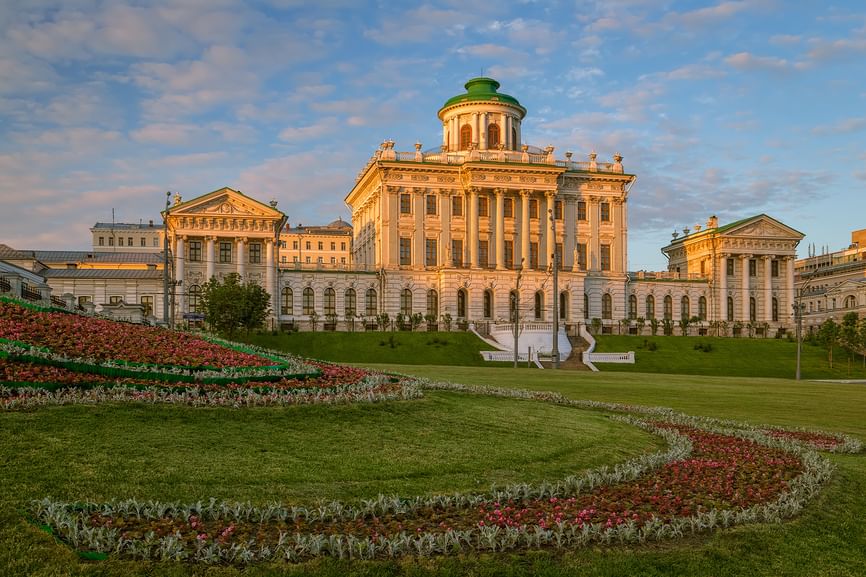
[487,124,500,148]
[460,124,472,150]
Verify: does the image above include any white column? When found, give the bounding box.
[206,236,215,281]
[480,113,488,149]
[439,190,451,267]
[175,235,185,312]
[563,197,575,270]
[764,255,773,322]
[520,190,530,269]
[266,239,275,307]
[718,253,728,321]
[414,189,424,268]
[473,113,479,147]
[495,189,505,270]
[468,188,479,268]
[589,196,600,271]
[740,254,751,320]
[237,237,246,278]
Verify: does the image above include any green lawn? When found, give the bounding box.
[593,334,866,380]
[242,330,510,366]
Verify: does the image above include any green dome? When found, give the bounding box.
[438,77,526,119]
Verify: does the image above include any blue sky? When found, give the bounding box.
[1,0,864,270]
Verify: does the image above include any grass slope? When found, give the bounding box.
[0,391,657,577]
[242,330,507,366]
[593,334,866,380]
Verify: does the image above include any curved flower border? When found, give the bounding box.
[28,380,859,564]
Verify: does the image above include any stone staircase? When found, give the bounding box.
[541,335,592,370]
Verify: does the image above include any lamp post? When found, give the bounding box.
[794,272,814,381]
[512,259,524,368]
[549,209,559,369]
[162,191,171,326]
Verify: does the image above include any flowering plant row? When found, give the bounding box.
[31,382,854,563]
[0,299,293,371]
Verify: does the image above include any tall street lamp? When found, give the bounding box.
[162,191,171,326]
[794,272,815,381]
[511,259,524,368]
[549,209,559,369]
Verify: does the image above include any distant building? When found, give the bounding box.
[91,221,164,253]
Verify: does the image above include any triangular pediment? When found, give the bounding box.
[825,278,866,295]
[168,187,284,219]
[719,214,804,240]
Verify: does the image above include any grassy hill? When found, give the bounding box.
[592,334,866,380]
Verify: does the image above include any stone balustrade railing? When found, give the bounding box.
[584,351,635,364]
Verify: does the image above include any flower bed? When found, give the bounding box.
[30,382,859,564]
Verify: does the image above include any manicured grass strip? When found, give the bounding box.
[592,334,866,380]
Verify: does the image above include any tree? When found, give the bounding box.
[200,273,270,339]
[840,312,860,374]
[649,318,660,336]
[678,317,690,336]
[818,318,840,369]
[635,317,646,336]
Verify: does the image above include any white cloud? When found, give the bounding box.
[811,117,866,135]
[131,123,203,146]
[724,52,801,72]
[278,118,340,142]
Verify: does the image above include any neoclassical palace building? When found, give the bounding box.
[2,77,819,337]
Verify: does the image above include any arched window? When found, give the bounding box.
[727,296,734,322]
[645,295,655,319]
[844,295,856,309]
[483,290,493,319]
[365,288,377,316]
[400,288,412,315]
[749,297,756,322]
[344,288,356,318]
[324,288,335,316]
[664,295,673,320]
[559,291,568,320]
[628,294,637,319]
[772,297,779,322]
[188,284,201,313]
[487,123,500,148]
[602,293,612,319]
[302,287,314,315]
[511,127,517,150]
[584,293,589,319]
[281,286,293,315]
[534,291,544,320]
[509,290,519,321]
[457,289,467,318]
[698,296,707,321]
[460,124,472,150]
[681,296,690,320]
[427,289,438,318]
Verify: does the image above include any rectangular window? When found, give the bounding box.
[426,194,437,215]
[600,202,610,222]
[400,193,411,214]
[554,201,562,220]
[341,242,346,251]
[577,201,587,221]
[529,242,539,269]
[140,238,146,247]
[504,198,513,218]
[452,196,463,217]
[330,242,336,251]
[749,258,757,277]
[478,197,489,217]
[771,259,779,277]
[249,243,261,264]
[98,237,104,246]
[305,256,311,263]
[727,258,734,276]
[529,199,538,219]
[426,238,437,267]
[153,237,159,247]
[318,241,323,250]
[118,237,124,247]
[219,242,232,263]
[600,244,611,271]
[293,240,299,249]
[283,256,288,263]
[452,239,463,267]
[108,237,114,246]
[577,243,587,270]
[188,240,202,262]
[109,296,122,305]
[399,238,411,266]
[78,295,91,306]
[330,256,336,264]
[341,257,346,263]
[140,296,153,316]
[504,240,513,268]
[128,237,133,246]
[305,241,311,250]
[479,240,489,268]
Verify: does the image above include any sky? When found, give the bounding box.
[1,0,864,270]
